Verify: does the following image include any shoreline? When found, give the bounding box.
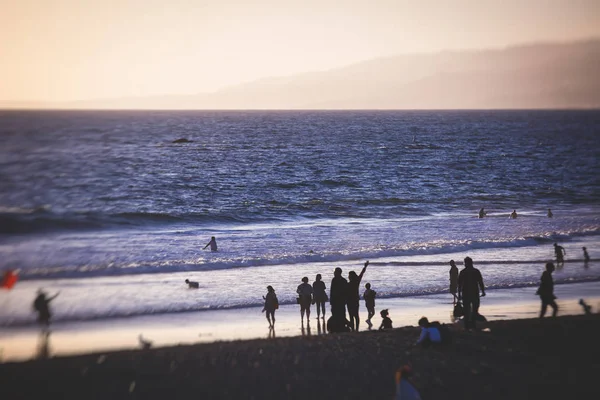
[1,314,599,399]
[2,280,599,363]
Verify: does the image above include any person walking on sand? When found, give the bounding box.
[554,243,566,266]
[510,209,518,219]
[449,260,459,305]
[547,208,553,218]
[537,262,558,318]
[203,236,218,251]
[262,285,278,328]
[33,289,60,330]
[458,257,486,331]
[363,282,376,330]
[312,274,327,319]
[297,277,313,325]
[583,247,590,263]
[347,261,369,331]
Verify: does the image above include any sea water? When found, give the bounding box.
[0,110,599,326]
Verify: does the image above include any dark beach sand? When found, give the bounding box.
[1,314,599,399]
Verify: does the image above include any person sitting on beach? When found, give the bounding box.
[203,236,218,251]
[416,317,442,347]
[547,208,553,218]
[33,289,60,330]
[583,247,590,263]
[379,309,393,330]
[458,256,486,331]
[312,274,327,320]
[363,282,376,330]
[347,261,369,331]
[262,285,279,328]
[553,243,566,266]
[510,209,517,219]
[478,208,486,218]
[536,262,558,318]
[297,277,314,325]
[449,260,458,305]
[185,279,199,288]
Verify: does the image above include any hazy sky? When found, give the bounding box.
[2,0,599,102]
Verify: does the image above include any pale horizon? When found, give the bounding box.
[2,0,600,105]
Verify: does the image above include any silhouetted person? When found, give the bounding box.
[449,260,458,305]
[547,208,553,218]
[458,257,486,331]
[185,279,199,288]
[554,243,566,266]
[537,262,558,318]
[203,236,218,251]
[297,277,313,325]
[579,299,592,315]
[347,261,369,331]
[510,209,517,219]
[328,267,349,332]
[583,247,590,263]
[33,289,60,330]
[379,309,393,330]
[363,282,376,330]
[416,317,442,347]
[312,274,327,319]
[262,285,278,328]
[478,208,486,218]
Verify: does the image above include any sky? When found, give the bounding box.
[1,0,600,103]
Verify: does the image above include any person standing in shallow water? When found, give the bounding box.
[346,261,369,331]
[554,243,566,266]
[203,236,218,251]
[33,289,60,330]
[583,247,590,263]
[537,262,558,318]
[312,274,327,319]
[449,260,459,305]
[510,210,518,219]
[296,277,313,325]
[478,208,486,218]
[547,208,553,218]
[458,257,486,331]
[262,285,278,328]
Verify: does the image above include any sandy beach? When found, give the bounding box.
[1,312,599,399]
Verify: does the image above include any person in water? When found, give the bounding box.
[33,289,60,330]
[347,261,369,331]
[262,285,278,328]
[478,208,486,218]
[203,236,218,251]
[458,256,486,331]
[547,208,553,218]
[379,309,393,330]
[297,277,314,325]
[185,279,199,288]
[554,243,566,266]
[363,282,376,329]
[449,260,459,305]
[312,274,327,319]
[537,262,558,318]
[510,210,518,219]
[583,247,590,263]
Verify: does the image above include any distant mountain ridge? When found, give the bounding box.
[3,38,600,110]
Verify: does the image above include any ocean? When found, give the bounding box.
[1,110,599,327]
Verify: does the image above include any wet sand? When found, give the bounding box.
[1,314,599,399]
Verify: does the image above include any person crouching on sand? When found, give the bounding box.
[297,277,313,325]
[416,317,442,347]
[262,285,278,328]
[379,309,392,330]
[537,262,558,318]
